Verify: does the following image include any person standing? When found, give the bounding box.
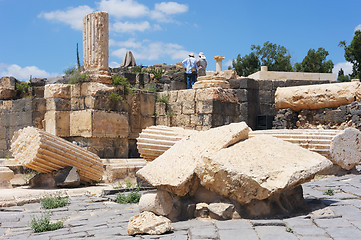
[182,52,198,89]
[197,52,207,76]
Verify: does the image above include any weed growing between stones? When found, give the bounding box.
[115,187,141,204]
[40,195,70,209]
[286,227,294,233]
[151,68,164,80]
[30,212,63,233]
[323,188,334,196]
[111,75,134,95]
[22,168,38,185]
[108,92,124,102]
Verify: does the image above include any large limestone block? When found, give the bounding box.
[137,122,250,196]
[275,82,361,111]
[70,110,129,138]
[128,211,173,235]
[0,87,17,100]
[79,82,115,97]
[138,190,173,216]
[195,88,238,103]
[330,128,361,170]
[0,77,16,89]
[196,135,332,204]
[44,84,71,99]
[44,111,70,137]
[0,166,14,188]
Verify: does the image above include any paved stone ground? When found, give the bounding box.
[0,173,360,240]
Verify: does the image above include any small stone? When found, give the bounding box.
[208,203,234,220]
[138,189,174,216]
[127,211,173,235]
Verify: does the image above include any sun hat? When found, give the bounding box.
[189,52,195,57]
[199,52,206,59]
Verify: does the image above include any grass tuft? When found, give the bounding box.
[40,195,70,209]
[30,212,63,233]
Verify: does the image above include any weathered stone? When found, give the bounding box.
[194,203,209,218]
[44,111,70,137]
[330,128,361,170]
[53,166,80,188]
[127,211,173,235]
[79,82,115,97]
[44,84,71,99]
[0,166,14,189]
[275,82,361,111]
[70,110,129,138]
[29,173,56,188]
[83,11,111,84]
[137,122,250,196]
[0,76,16,89]
[208,203,234,220]
[197,135,332,204]
[10,127,103,183]
[0,88,17,100]
[138,190,174,216]
[195,88,238,103]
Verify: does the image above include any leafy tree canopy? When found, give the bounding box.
[230,41,293,76]
[339,30,361,80]
[337,68,351,82]
[294,48,334,73]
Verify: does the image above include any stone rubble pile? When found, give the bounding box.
[129,122,336,235]
[10,127,103,183]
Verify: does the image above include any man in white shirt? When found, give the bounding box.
[182,52,197,89]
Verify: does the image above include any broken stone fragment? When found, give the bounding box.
[137,122,250,196]
[53,166,80,188]
[330,128,361,170]
[0,166,14,189]
[127,211,173,235]
[196,135,333,204]
[138,189,174,216]
[208,203,235,220]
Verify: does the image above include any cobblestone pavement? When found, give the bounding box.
[0,173,360,240]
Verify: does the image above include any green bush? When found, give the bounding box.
[30,213,63,233]
[132,65,147,73]
[15,81,32,94]
[151,68,164,80]
[108,92,124,102]
[64,66,76,76]
[115,188,141,204]
[68,70,89,84]
[323,189,334,196]
[156,94,169,104]
[111,75,134,95]
[40,195,70,209]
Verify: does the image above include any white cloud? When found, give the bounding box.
[38,5,94,30]
[109,61,121,68]
[0,63,59,81]
[154,2,188,15]
[333,62,353,76]
[98,0,149,18]
[111,41,189,61]
[225,59,233,68]
[112,21,150,32]
[355,24,361,32]
[110,38,142,48]
[151,2,188,22]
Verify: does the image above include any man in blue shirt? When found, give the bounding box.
[182,52,197,89]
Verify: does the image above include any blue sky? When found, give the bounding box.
[0,0,360,80]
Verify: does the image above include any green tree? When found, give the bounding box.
[339,30,361,80]
[294,48,334,73]
[251,41,293,72]
[337,68,351,82]
[230,41,292,76]
[231,52,260,77]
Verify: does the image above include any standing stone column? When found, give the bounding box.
[83,11,111,84]
[214,55,225,72]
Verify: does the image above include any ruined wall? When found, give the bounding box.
[273,100,361,130]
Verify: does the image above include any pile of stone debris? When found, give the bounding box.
[127,122,361,235]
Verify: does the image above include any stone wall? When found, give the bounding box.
[273,100,361,130]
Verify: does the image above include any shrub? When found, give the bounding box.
[15,81,32,94]
[156,94,169,104]
[30,213,63,233]
[68,70,89,84]
[40,195,70,209]
[151,68,164,80]
[115,188,141,204]
[64,66,76,76]
[324,189,334,196]
[111,75,134,95]
[132,65,147,73]
[108,92,124,102]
